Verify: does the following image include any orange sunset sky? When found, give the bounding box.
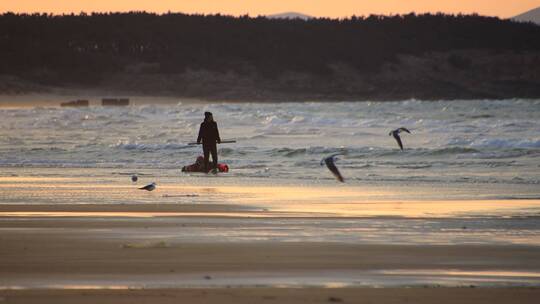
[1,0,539,18]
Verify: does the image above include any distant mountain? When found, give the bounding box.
[266,12,313,20]
[513,6,540,24]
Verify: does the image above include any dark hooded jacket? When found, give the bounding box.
[197,121,221,145]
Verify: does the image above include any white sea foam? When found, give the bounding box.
[0,99,539,185]
[470,138,540,149]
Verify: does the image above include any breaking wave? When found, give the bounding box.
[112,141,191,151]
[1,99,539,188]
[470,138,540,149]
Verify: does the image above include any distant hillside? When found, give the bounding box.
[267,12,313,20]
[1,12,540,100]
[513,6,540,24]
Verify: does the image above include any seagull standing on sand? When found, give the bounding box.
[320,153,345,183]
[139,182,156,191]
[389,127,411,150]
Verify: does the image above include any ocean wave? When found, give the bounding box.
[234,164,271,169]
[269,146,348,157]
[104,119,137,126]
[460,150,540,160]
[467,114,494,119]
[425,147,480,155]
[218,147,235,156]
[346,147,480,158]
[112,141,191,151]
[235,134,267,140]
[306,146,482,159]
[396,164,432,169]
[293,160,322,168]
[269,147,307,157]
[29,147,68,152]
[477,161,520,168]
[470,138,540,149]
[2,100,539,188]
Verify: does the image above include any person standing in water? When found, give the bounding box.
[197,112,221,173]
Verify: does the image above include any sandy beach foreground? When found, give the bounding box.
[1,202,540,303]
[2,288,539,304]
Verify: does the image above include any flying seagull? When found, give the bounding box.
[389,127,411,150]
[320,153,345,182]
[139,182,156,191]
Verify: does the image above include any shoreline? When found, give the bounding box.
[1,92,539,108]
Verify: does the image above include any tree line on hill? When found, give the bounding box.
[0,12,539,95]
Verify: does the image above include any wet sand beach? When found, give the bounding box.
[2,288,539,304]
[1,203,540,303]
[1,200,540,303]
[1,99,539,302]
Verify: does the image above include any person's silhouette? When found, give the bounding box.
[197,112,221,173]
